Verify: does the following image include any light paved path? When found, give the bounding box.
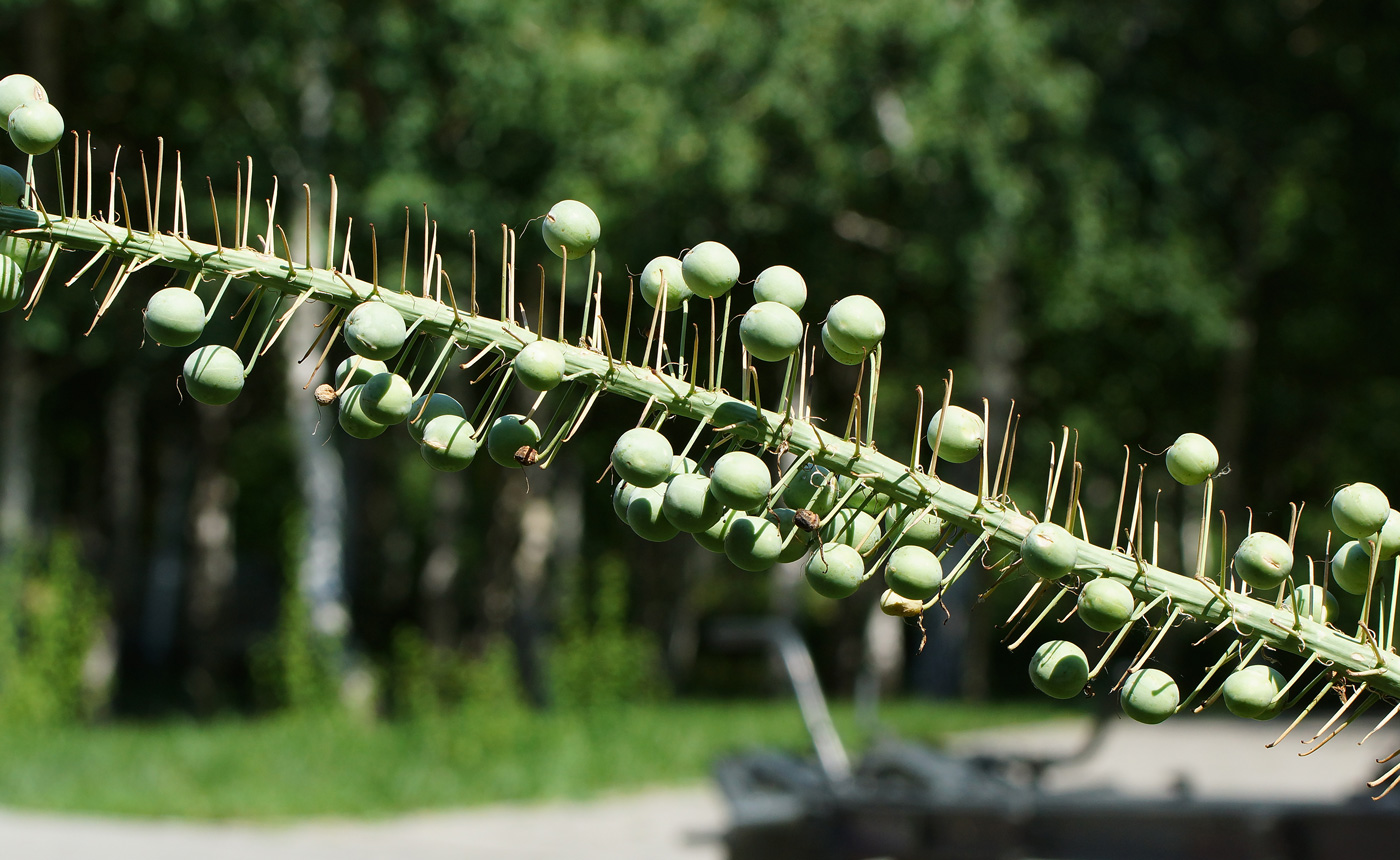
[4,714,1396,858]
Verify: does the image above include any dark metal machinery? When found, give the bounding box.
[709,618,1400,860]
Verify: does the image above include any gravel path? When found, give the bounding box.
[4,714,1396,858]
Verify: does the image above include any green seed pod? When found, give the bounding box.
[765,508,815,563]
[7,102,64,156]
[1233,531,1293,591]
[1331,540,1373,596]
[143,287,206,347]
[1077,577,1135,632]
[824,295,885,353]
[486,414,541,468]
[0,74,47,117]
[783,462,839,515]
[337,384,387,439]
[639,255,692,311]
[680,241,739,299]
[612,481,637,524]
[1020,522,1079,581]
[0,235,50,271]
[1028,640,1089,700]
[1376,509,1400,561]
[419,416,479,472]
[709,451,772,512]
[610,427,674,489]
[739,301,803,362]
[880,589,925,617]
[627,484,680,542]
[805,542,864,598]
[670,455,700,476]
[662,473,725,533]
[343,301,407,360]
[513,340,566,391]
[0,256,22,313]
[0,164,23,207]
[724,514,783,571]
[1165,432,1219,486]
[1332,482,1390,539]
[182,344,245,406]
[826,508,883,553]
[884,545,943,601]
[333,356,389,389]
[360,372,413,425]
[820,322,865,365]
[883,503,944,549]
[694,509,738,553]
[1290,583,1338,624]
[407,393,465,443]
[1120,668,1179,725]
[837,474,892,514]
[753,265,806,312]
[1222,664,1285,720]
[541,199,600,260]
[926,406,984,464]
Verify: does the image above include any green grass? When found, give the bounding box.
[0,699,1061,819]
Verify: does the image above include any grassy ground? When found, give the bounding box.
[0,699,1062,819]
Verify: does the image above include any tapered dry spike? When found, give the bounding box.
[1127,606,1184,677]
[1007,588,1067,651]
[927,371,954,477]
[1305,683,1369,746]
[1267,673,1338,748]
[1003,580,1045,630]
[1044,427,1069,522]
[1301,692,1377,757]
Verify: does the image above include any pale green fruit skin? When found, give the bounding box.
[1077,577,1135,632]
[0,235,51,271]
[767,508,815,563]
[1028,640,1089,700]
[143,287,206,347]
[7,102,64,155]
[821,323,865,365]
[1290,584,1338,624]
[662,473,725,533]
[1020,522,1079,580]
[805,542,864,598]
[1376,509,1400,560]
[824,295,885,353]
[1332,482,1390,539]
[333,356,389,389]
[926,406,984,464]
[486,414,541,468]
[0,74,46,117]
[639,255,692,311]
[709,451,772,512]
[694,510,738,553]
[1165,432,1219,486]
[407,393,465,443]
[337,384,388,439]
[724,515,783,571]
[513,340,566,391]
[419,416,479,472]
[670,456,700,476]
[360,372,413,425]
[1331,540,1373,596]
[1233,531,1293,590]
[182,345,245,406]
[0,164,23,207]
[885,545,943,600]
[739,301,803,362]
[753,265,806,312]
[613,481,638,523]
[884,503,944,549]
[541,200,599,260]
[681,241,739,299]
[627,484,680,542]
[0,256,22,313]
[343,301,407,360]
[1120,668,1179,725]
[783,463,838,515]
[837,474,892,514]
[1222,664,1285,720]
[610,427,674,488]
[826,508,882,553]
